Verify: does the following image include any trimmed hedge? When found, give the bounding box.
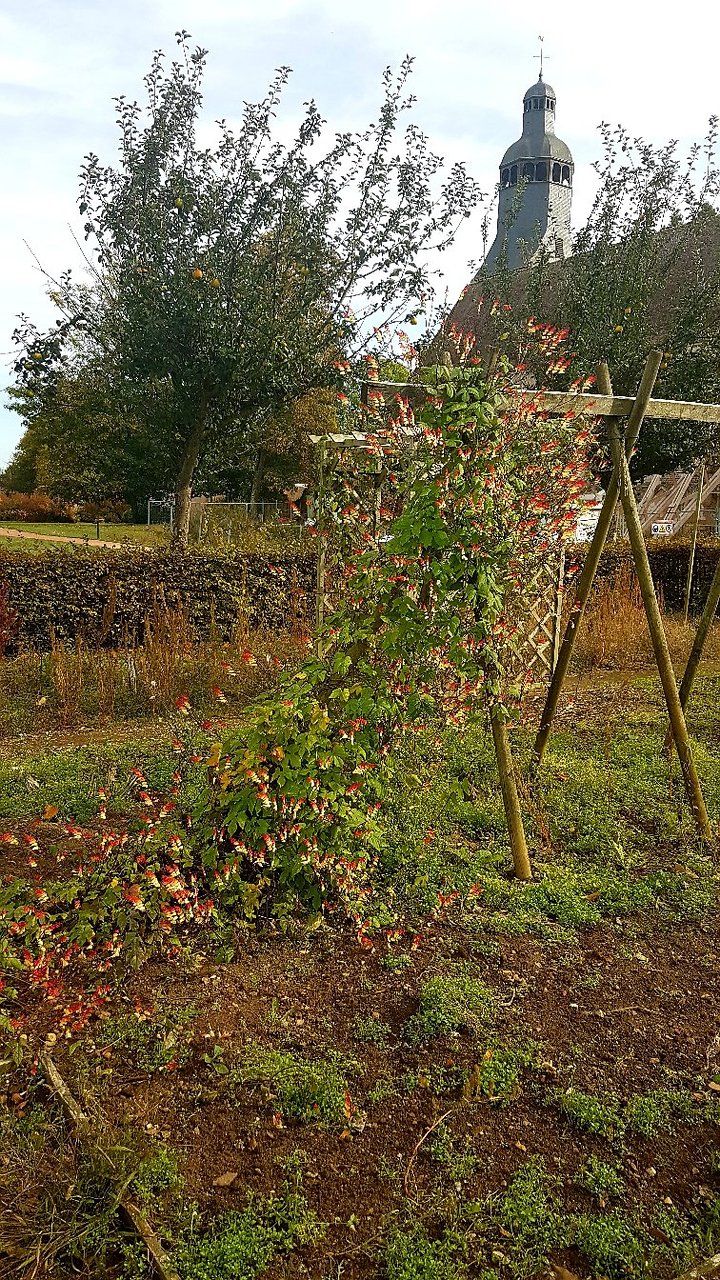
[0,548,314,650]
[583,538,720,615]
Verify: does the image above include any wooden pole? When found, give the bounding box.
[533,351,663,768]
[683,461,705,622]
[602,362,712,840]
[664,549,720,753]
[315,438,327,649]
[489,700,532,880]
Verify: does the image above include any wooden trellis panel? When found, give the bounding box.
[506,552,565,686]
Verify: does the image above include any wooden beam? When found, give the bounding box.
[522,390,720,424]
[356,381,720,425]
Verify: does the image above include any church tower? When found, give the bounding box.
[484,74,573,273]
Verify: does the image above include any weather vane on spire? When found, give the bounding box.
[535,35,547,79]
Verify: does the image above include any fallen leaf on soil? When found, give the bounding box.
[708,1081,720,1093]
[212,1171,238,1188]
[43,805,59,820]
[551,1267,580,1280]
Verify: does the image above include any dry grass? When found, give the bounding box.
[0,604,310,735]
[573,564,720,671]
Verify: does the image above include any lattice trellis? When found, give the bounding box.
[504,551,566,687]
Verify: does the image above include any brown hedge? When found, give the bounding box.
[0,547,315,650]
[585,538,720,614]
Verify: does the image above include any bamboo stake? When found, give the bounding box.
[683,461,705,622]
[489,701,532,880]
[601,363,712,840]
[315,438,327,650]
[664,549,720,754]
[533,351,663,768]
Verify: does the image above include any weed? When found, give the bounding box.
[576,1154,625,1202]
[353,1014,392,1047]
[237,1045,355,1126]
[549,1087,624,1139]
[572,1211,649,1279]
[381,952,413,973]
[462,1043,538,1105]
[405,969,497,1044]
[96,1005,196,1073]
[471,1157,566,1274]
[550,1086,703,1142]
[383,1222,467,1280]
[625,1088,696,1136]
[172,1191,323,1280]
[131,1145,183,1206]
[429,1123,478,1184]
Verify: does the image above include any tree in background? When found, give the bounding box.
[451,121,720,478]
[12,33,480,546]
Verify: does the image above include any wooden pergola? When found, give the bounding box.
[312,352,720,873]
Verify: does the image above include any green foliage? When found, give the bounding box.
[466,1042,538,1103]
[550,1087,704,1142]
[482,122,720,477]
[237,1046,354,1126]
[383,1223,467,1280]
[405,969,497,1044]
[429,1124,478,1183]
[572,1212,650,1279]
[172,1191,323,1280]
[130,1146,183,1206]
[14,34,479,544]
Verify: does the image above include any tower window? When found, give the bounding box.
[510,165,518,185]
[501,167,510,187]
[535,161,547,181]
[561,164,571,184]
[552,162,561,183]
[522,162,534,181]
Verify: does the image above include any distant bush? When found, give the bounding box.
[0,491,71,523]
[72,498,133,524]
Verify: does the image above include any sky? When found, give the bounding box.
[1,0,719,466]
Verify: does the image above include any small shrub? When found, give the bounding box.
[405,970,497,1044]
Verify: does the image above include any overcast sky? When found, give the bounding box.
[1,0,719,466]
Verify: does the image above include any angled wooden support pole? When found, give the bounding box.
[601,363,712,841]
[663,549,720,755]
[489,701,532,880]
[533,351,664,769]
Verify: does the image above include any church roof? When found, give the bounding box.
[523,77,556,99]
[501,133,573,166]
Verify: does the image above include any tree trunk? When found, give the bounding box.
[173,421,205,551]
[250,448,266,517]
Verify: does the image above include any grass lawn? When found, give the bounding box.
[0,521,169,547]
[0,670,718,1279]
